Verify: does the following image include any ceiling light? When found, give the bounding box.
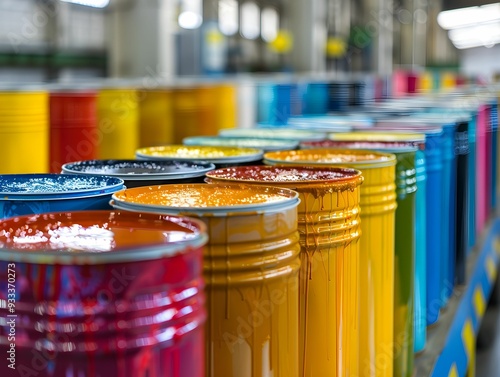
[60,0,110,8]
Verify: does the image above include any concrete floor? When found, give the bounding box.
[476,280,500,376]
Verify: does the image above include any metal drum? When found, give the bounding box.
[111,184,302,377]
[61,160,216,187]
[318,139,418,377]
[0,210,208,377]
[263,149,397,377]
[205,165,363,376]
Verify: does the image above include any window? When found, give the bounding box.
[240,2,260,40]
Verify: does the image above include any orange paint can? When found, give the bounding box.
[111,184,301,377]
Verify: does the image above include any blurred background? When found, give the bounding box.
[0,0,498,82]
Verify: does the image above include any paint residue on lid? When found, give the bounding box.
[62,159,214,176]
[265,149,395,163]
[0,174,124,195]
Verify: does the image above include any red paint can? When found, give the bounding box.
[0,210,207,377]
[50,91,99,173]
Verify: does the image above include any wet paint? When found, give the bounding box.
[205,166,363,376]
[315,142,418,377]
[0,174,125,218]
[135,145,264,167]
[0,210,207,377]
[61,159,216,188]
[263,149,397,377]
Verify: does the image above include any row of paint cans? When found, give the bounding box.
[205,166,364,376]
[0,81,240,175]
[109,163,370,377]
[306,134,421,374]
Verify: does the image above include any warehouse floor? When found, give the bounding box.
[476,278,500,376]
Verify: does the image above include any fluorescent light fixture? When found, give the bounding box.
[438,3,500,30]
[449,22,500,49]
[451,37,500,49]
[60,0,110,8]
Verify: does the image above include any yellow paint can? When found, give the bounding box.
[205,165,363,377]
[264,149,397,377]
[0,91,49,173]
[97,88,139,159]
